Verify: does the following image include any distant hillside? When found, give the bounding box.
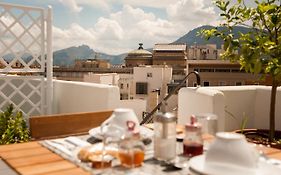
[53,25,252,66]
[174,25,251,48]
[53,45,126,66]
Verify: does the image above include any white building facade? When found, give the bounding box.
[84,73,119,86]
[133,66,173,112]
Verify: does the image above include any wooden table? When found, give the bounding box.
[0,138,281,175]
[0,142,90,175]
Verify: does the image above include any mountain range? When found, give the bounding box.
[53,25,251,66]
[53,45,126,66]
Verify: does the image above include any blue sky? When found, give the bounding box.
[1,0,220,54]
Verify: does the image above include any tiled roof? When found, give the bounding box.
[153,44,187,51]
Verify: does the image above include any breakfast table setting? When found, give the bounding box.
[1,108,281,175]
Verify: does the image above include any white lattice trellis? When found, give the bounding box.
[0,2,53,116]
[0,75,44,116]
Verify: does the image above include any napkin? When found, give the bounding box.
[45,140,73,157]
[64,136,91,147]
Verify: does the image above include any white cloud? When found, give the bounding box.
[167,0,218,35]
[77,0,111,12]
[59,0,82,13]
[53,4,176,54]
[119,0,174,9]
[94,17,124,40]
[53,22,127,54]
[53,1,219,55]
[58,0,111,13]
[53,23,96,50]
[110,5,156,28]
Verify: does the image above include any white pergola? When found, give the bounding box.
[0,2,53,117]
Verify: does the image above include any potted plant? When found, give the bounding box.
[201,0,281,143]
[0,104,30,144]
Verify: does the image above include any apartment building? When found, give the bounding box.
[83,73,119,86]
[188,44,223,60]
[74,58,110,69]
[186,60,260,87]
[118,74,134,100]
[132,65,173,112]
[153,43,187,69]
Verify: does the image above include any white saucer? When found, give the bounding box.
[189,155,280,175]
[89,126,154,140]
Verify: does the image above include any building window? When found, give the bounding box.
[193,82,198,87]
[127,83,129,88]
[147,73,152,78]
[200,68,214,72]
[120,94,128,100]
[203,81,210,86]
[215,69,231,72]
[219,81,226,86]
[120,83,124,89]
[136,82,148,94]
[236,82,242,86]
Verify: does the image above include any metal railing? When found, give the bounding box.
[140,71,201,124]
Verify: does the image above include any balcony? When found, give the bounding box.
[1,2,281,175]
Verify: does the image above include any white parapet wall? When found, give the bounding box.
[52,80,120,114]
[178,85,281,132]
[178,87,225,131]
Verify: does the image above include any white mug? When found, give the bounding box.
[102,108,140,134]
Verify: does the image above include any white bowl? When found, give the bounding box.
[205,132,259,170]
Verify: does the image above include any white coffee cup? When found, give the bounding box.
[102,108,140,134]
[205,132,259,172]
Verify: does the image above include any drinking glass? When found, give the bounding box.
[99,123,124,172]
[195,113,218,136]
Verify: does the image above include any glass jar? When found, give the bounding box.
[183,115,203,157]
[118,133,145,168]
[154,112,176,161]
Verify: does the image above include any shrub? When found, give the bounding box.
[0,104,30,144]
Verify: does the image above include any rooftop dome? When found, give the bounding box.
[127,43,152,56]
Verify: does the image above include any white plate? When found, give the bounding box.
[89,126,154,140]
[189,155,281,175]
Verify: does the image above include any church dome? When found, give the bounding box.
[127,43,152,58]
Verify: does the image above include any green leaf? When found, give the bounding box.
[274,67,281,76]
[258,4,277,13]
[254,59,262,74]
[240,113,248,134]
[232,39,240,47]
[271,15,278,25]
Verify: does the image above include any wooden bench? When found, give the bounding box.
[29,110,113,140]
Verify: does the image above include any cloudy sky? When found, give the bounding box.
[2,0,220,55]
